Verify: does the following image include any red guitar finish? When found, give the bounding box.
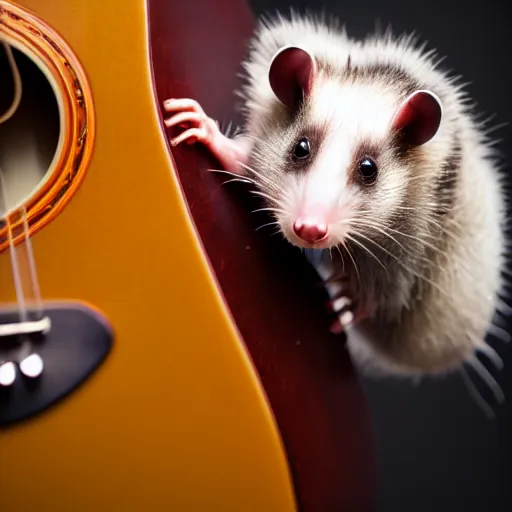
[147,1,376,509]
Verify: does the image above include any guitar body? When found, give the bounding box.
[0,1,375,510]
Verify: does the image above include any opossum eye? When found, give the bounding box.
[358,157,378,183]
[292,137,311,160]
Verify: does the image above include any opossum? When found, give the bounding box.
[162,12,510,413]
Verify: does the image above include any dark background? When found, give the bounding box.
[247,1,512,510]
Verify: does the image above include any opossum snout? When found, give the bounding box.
[293,218,328,244]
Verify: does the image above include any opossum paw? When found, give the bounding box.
[330,312,355,334]
[162,97,248,175]
[327,296,355,334]
[162,97,219,148]
[326,295,353,313]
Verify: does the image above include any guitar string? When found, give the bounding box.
[0,41,22,124]
[21,205,43,318]
[0,171,28,323]
[0,40,28,324]
[0,41,43,374]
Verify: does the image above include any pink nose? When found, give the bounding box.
[293,219,328,244]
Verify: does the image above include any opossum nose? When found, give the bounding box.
[293,219,328,244]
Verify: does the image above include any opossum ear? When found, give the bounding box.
[269,46,315,110]
[391,90,442,146]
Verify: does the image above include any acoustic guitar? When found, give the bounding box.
[0,1,375,510]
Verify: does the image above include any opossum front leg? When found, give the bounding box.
[162,98,250,175]
[305,249,364,334]
[325,282,356,333]
[322,274,369,334]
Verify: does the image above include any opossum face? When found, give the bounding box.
[254,46,442,251]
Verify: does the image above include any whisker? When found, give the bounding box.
[342,239,360,285]
[356,215,458,254]
[334,244,346,274]
[393,208,465,235]
[251,206,288,216]
[350,228,452,300]
[269,226,283,237]
[221,178,254,186]
[345,233,387,271]
[250,189,280,205]
[241,159,294,206]
[376,224,447,255]
[350,218,451,269]
[255,221,280,232]
[207,167,255,183]
[239,162,285,194]
[350,219,421,258]
[393,203,461,220]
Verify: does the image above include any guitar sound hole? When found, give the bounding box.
[0,43,60,214]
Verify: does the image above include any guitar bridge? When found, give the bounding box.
[0,302,113,426]
[0,316,51,337]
